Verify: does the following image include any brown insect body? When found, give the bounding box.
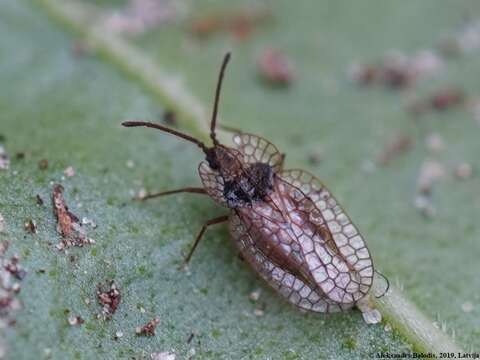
[123,53,375,313]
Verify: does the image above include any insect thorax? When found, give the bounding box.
[223,162,274,208]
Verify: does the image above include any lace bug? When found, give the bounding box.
[123,53,383,313]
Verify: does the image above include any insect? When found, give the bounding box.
[123,53,385,313]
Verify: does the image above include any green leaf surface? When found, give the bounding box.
[1,0,479,359]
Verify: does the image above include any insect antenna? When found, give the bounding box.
[122,121,208,153]
[210,52,231,146]
[374,270,390,298]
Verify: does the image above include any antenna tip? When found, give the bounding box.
[224,52,231,62]
[122,121,136,127]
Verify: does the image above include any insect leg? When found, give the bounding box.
[185,215,229,264]
[139,187,206,201]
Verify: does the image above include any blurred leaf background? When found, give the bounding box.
[1,0,479,359]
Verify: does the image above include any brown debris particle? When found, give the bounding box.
[136,317,160,336]
[97,280,121,319]
[348,63,379,86]
[409,87,466,116]
[190,16,221,38]
[4,255,27,281]
[376,133,413,166]
[36,194,44,206]
[0,241,8,255]
[1,241,26,328]
[455,162,473,180]
[349,50,443,90]
[38,159,49,170]
[381,60,412,89]
[51,184,95,250]
[461,301,474,313]
[257,48,294,87]
[431,88,466,111]
[349,56,411,90]
[307,146,323,166]
[0,145,10,171]
[24,219,37,234]
[67,314,84,326]
[190,7,271,41]
[71,40,93,58]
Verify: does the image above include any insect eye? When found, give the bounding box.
[205,148,220,170]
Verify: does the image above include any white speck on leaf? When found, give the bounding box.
[417,159,446,194]
[0,145,10,171]
[409,49,444,79]
[103,0,180,36]
[253,308,264,317]
[414,194,437,218]
[64,166,75,177]
[356,296,382,325]
[187,348,196,357]
[82,217,98,228]
[0,214,5,233]
[249,289,261,302]
[151,351,176,360]
[362,308,382,325]
[67,315,84,326]
[136,188,148,200]
[425,133,445,153]
[468,98,480,125]
[455,162,473,180]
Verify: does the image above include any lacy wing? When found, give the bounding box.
[229,211,352,313]
[231,133,284,172]
[279,169,374,302]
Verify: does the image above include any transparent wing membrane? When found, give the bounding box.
[232,133,284,172]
